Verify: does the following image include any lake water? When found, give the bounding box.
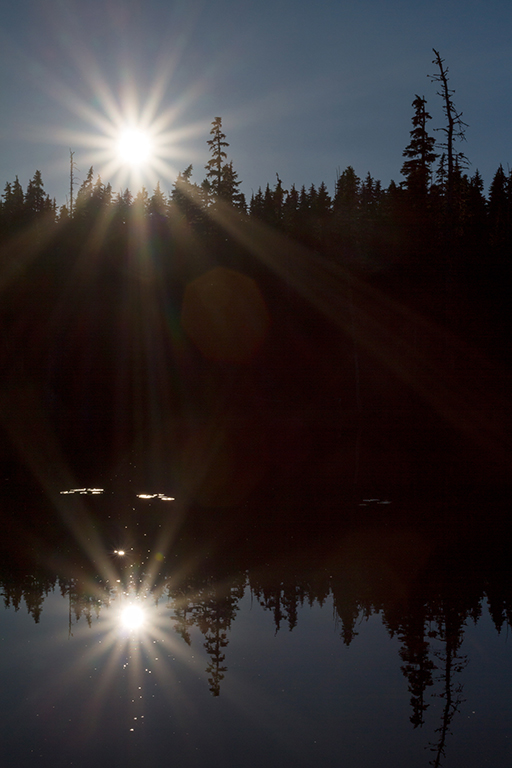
[2,175,512,768]
[1,468,511,768]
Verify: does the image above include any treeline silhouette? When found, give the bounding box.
[1,105,511,355]
[1,106,511,287]
[1,71,511,491]
[1,143,511,302]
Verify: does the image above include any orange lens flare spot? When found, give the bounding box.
[181,267,270,363]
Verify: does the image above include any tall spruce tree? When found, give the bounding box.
[205,117,229,198]
[401,96,437,199]
[204,118,244,208]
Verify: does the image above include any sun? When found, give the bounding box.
[116,127,153,167]
[44,52,208,192]
[120,604,146,630]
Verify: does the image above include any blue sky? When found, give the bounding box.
[1,0,510,205]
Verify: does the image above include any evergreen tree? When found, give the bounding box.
[75,166,94,211]
[294,184,312,242]
[465,170,487,229]
[219,161,246,210]
[249,187,265,219]
[334,166,360,213]
[262,174,288,227]
[262,182,277,225]
[359,173,381,218]
[333,166,360,253]
[58,204,70,222]
[205,117,229,198]
[315,180,332,214]
[204,117,245,213]
[171,165,209,227]
[172,164,194,214]
[112,188,133,226]
[298,184,310,215]
[281,183,300,236]
[148,181,167,218]
[89,175,111,219]
[459,169,488,280]
[488,164,509,255]
[310,180,331,251]
[401,96,438,199]
[25,170,53,220]
[400,97,439,258]
[308,183,318,211]
[1,177,25,233]
[132,186,149,219]
[358,172,385,259]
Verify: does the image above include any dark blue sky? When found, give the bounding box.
[1,0,510,205]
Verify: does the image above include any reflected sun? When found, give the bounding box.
[120,605,146,630]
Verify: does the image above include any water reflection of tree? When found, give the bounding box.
[199,597,230,697]
[1,515,512,726]
[250,556,331,635]
[1,569,56,623]
[331,579,371,646]
[396,608,436,728]
[427,605,468,768]
[252,580,303,634]
[168,573,246,696]
[59,576,112,635]
[170,586,196,647]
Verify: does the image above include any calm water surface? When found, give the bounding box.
[1,477,511,768]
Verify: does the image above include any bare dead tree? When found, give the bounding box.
[430,49,468,210]
[69,149,79,218]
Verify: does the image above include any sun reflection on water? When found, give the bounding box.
[120,604,146,630]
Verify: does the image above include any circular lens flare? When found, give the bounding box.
[117,128,153,167]
[121,605,145,630]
